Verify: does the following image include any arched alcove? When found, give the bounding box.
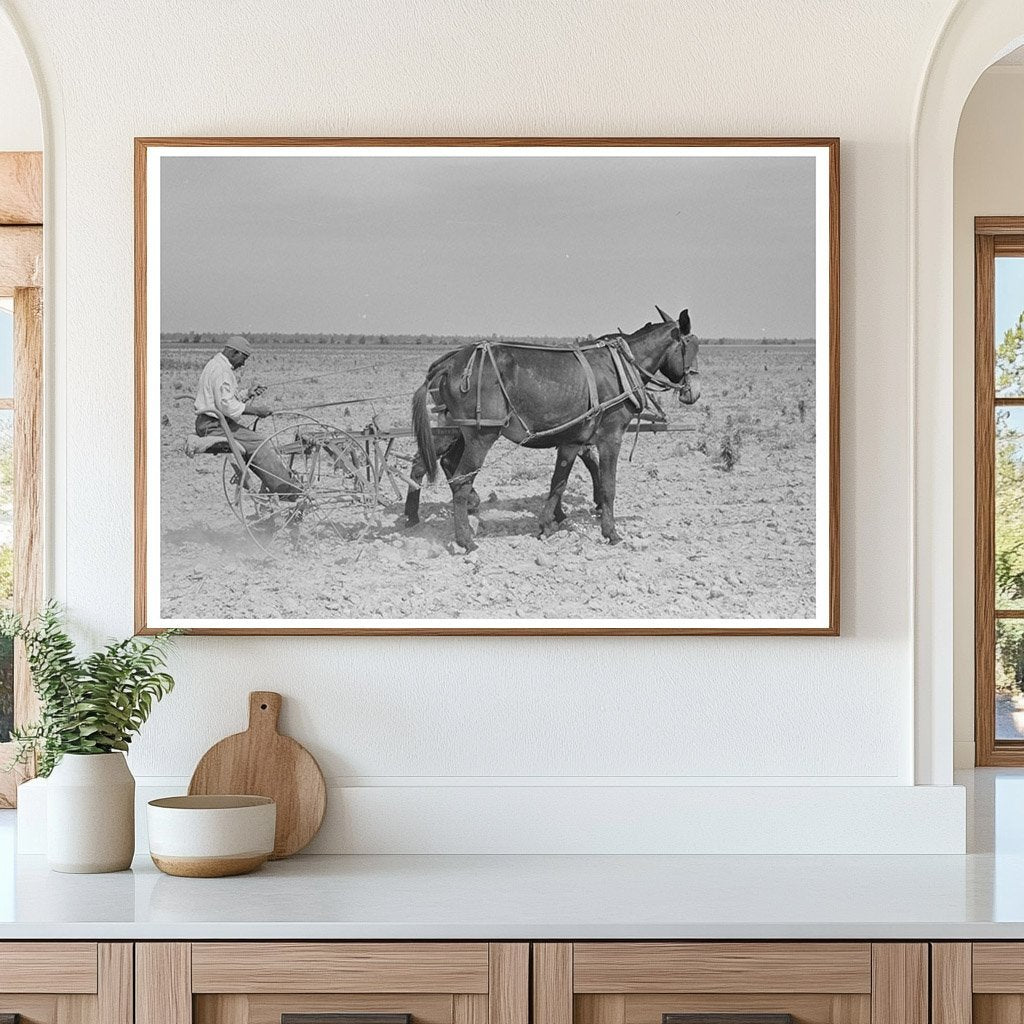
[914,1,1024,785]
[951,52,1024,768]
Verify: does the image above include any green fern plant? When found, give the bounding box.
[0,603,179,777]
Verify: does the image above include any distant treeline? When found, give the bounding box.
[163,332,814,348]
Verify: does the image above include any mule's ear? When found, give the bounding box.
[679,309,691,334]
[655,305,674,324]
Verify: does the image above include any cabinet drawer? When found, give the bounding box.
[534,944,925,1024]
[139,943,528,1024]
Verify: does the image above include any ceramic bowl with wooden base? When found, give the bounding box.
[147,795,276,877]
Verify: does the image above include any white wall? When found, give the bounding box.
[0,12,39,151]
[952,66,1024,767]
[1,0,972,851]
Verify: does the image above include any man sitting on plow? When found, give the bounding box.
[194,335,298,496]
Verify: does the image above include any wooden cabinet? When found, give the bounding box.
[0,943,132,1024]
[0,937,962,1024]
[932,943,1024,1024]
[532,944,928,1024]
[136,944,528,1024]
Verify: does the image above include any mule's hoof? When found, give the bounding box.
[592,505,603,517]
[606,533,622,545]
[553,507,567,524]
[457,539,479,554]
[405,515,420,528]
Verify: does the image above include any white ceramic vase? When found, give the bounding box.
[46,752,135,873]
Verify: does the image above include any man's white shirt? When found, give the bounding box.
[195,351,247,420]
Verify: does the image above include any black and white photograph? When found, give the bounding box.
[136,140,838,634]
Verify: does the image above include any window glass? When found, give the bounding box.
[998,620,1024,740]
[997,407,1024,610]
[996,257,1024,397]
[0,307,12,399]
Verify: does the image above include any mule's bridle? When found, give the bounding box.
[628,332,699,395]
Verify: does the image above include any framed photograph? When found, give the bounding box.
[135,137,839,636]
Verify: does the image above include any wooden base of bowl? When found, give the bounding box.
[151,853,268,878]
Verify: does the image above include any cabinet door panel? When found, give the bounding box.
[0,995,60,1024]
[575,995,625,1024]
[974,995,1024,1024]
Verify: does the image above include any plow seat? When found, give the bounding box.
[185,433,232,458]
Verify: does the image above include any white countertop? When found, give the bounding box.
[0,849,1022,940]
[1,769,1022,941]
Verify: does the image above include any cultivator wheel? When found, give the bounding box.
[220,414,414,555]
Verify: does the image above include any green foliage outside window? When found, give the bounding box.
[0,634,11,742]
[0,415,13,739]
[998,311,1024,396]
[998,620,1024,694]
[996,312,1024,693]
[996,408,1024,607]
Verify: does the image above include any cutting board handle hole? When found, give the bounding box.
[260,703,268,710]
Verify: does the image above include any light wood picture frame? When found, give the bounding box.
[135,137,839,636]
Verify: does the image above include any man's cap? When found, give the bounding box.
[224,335,253,356]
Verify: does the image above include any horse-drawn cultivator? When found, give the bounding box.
[185,409,681,555]
[184,307,701,554]
[187,412,424,552]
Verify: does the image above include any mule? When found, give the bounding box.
[404,435,603,526]
[408,307,700,552]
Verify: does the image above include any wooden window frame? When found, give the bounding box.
[0,151,43,806]
[975,216,1024,765]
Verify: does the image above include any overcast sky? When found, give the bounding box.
[160,152,817,339]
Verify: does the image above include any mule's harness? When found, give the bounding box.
[437,333,691,445]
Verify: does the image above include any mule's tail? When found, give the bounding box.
[412,382,438,482]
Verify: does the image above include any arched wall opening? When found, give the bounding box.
[952,48,1024,767]
[914,1,1024,784]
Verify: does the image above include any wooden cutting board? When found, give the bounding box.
[188,691,326,859]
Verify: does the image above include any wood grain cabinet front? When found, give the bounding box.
[533,944,929,1024]
[932,943,1024,1024]
[0,943,132,1024]
[136,944,529,1024]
